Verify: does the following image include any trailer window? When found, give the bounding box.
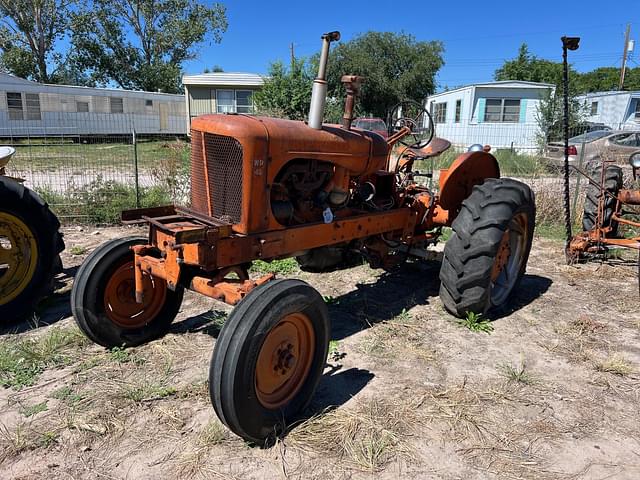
[110,97,124,114]
[25,94,41,120]
[485,98,520,123]
[433,102,447,123]
[236,90,253,113]
[216,90,234,113]
[455,99,462,123]
[7,92,23,120]
[76,101,89,112]
[590,101,598,115]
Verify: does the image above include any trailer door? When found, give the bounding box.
[159,103,168,131]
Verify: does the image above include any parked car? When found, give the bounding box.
[544,130,640,169]
[545,121,612,143]
[352,117,388,138]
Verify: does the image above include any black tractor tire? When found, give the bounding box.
[582,165,623,236]
[0,177,64,323]
[209,279,330,445]
[71,237,183,348]
[439,178,535,318]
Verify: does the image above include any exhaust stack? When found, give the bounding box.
[308,31,340,129]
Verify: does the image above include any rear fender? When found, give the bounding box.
[438,151,500,213]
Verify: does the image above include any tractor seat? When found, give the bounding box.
[406,137,451,160]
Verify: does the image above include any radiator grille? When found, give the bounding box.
[190,130,209,214]
[190,129,244,224]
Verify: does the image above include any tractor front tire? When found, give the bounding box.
[209,279,329,445]
[0,177,64,323]
[439,178,535,318]
[71,237,184,348]
[582,165,623,236]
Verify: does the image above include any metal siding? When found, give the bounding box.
[0,77,188,135]
[189,87,213,115]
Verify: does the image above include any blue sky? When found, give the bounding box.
[184,0,639,91]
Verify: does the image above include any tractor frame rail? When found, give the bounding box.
[122,204,416,306]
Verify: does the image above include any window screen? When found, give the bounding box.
[25,94,41,120]
[110,97,124,113]
[236,90,253,113]
[433,102,447,123]
[77,101,89,112]
[7,92,23,120]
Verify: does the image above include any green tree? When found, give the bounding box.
[494,43,568,87]
[574,66,640,93]
[70,0,227,93]
[535,90,588,145]
[203,64,224,73]
[253,58,313,120]
[0,0,74,83]
[325,31,444,118]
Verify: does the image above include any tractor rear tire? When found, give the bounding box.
[209,279,329,445]
[0,177,64,323]
[71,237,183,348]
[582,165,623,237]
[439,178,535,318]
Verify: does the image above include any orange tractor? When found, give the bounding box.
[72,31,536,444]
[568,154,640,262]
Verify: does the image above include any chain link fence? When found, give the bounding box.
[2,112,189,223]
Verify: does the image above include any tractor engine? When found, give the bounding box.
[188,114,391,235]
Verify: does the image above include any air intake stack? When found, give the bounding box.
[308,31,340,129]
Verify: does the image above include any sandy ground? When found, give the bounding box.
[1,225,639,480]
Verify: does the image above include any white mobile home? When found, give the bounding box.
[0,73,187,137]
[578,91,640,130]
[424,80,555,152]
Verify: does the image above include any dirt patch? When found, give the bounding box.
[1,226,639,479]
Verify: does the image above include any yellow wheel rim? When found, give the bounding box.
[0,211,39,306]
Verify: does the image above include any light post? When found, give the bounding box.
[561,36,580,261]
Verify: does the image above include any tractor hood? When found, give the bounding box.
[191,114,389,176]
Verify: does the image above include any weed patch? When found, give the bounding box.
[498,356,533,384]
[69,245,87,255]
[20,401,48,417]
[595,354,633,376]
[0,326,90,389]
[50,386,84,405]
[109,346,146,365]
[250,258,299,275]
[458,312,493,334]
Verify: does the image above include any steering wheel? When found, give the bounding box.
[387,100,435,149]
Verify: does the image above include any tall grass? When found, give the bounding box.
[416,148,549,177]
[38,178,171,224]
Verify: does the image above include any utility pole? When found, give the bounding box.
[619,23,631,90]
[290,42,295,68]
